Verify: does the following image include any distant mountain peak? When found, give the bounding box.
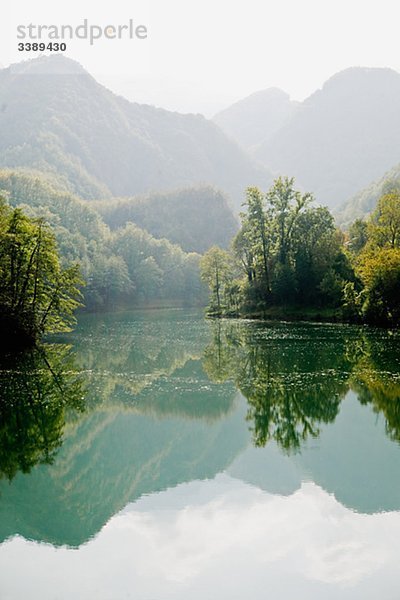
[325,65,400,82]
[8,54,87,76]
[254,65,400,208]
[213,86,298,151]
[214,86,291,118]
[0,57,271,208]
[313,66,400,98]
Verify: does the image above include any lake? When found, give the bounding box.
[1,308,400,599]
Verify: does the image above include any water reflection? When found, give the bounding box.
[3,476,400,600]
[350,333,400,443]
[62,310,239,421]
[0,313,244,547]
[0,311,400,548]
[203,320,400,452]
[0,345,85,481]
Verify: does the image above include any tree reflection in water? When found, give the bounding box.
[350,333,400,443]
[0,345,85,480]
[203,320,400,452]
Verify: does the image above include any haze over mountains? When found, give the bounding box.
[215,67,400,210]
[1,55,400,225]
[335,161,400,226]
[0,55,271,211]
[213,88,298,152]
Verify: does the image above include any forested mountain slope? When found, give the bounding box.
[92,187,238,253]
[0,169,206,309]
[335,162,400,227]
[0,55,271,211]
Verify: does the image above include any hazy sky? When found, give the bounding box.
[2,0,400,115]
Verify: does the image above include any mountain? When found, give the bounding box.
[335,162,400,227]
[0,55,271,211]
[213,87,298,151]
[254,67,400,208]
[92,187,239,253]
[0,169,207,310]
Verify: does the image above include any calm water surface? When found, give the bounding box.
[1,309,400,599]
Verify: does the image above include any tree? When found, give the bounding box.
[357,247,400,326]
[0,201,83,346]
[266,176,311,266]
[347,218,368,254]
[350,191,400,325]
[232,225,256,284]
[240,187,272,293]
[293,208,352,306]
[369,191,400,249]
[232,180,349,312]
[200,246,233,316]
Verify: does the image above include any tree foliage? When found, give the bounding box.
[92,187,238,254]
[0,344,85,480]
[0,169,207,311]
[201,177,352,316]
[349,191,400,326]
[0,200,83,345]
[200,246,234,316]
[202,319,400,452]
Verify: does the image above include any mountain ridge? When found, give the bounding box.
[213,87,298,151]
[0,55,272,211]
[215,66,400,208]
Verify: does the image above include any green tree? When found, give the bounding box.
[348,218,368,254]
[266,176,311,265]
[369,191,400,249]
[352,192,400,325]
[357,247,400,326]
[232,180,350,312]
[200,246,233,316]
[0,202,83,346]
[232,225,256,284]
[240,187,272,293]
[293,209,354,307]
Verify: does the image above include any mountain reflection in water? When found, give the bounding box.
[0,310,399,548]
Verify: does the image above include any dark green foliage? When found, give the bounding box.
[0,344,85,480]
[201,178,358,317]
[293,209,354,307]
[203,320,351,451]
[92,187,238,253]
[0,200,83,345]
